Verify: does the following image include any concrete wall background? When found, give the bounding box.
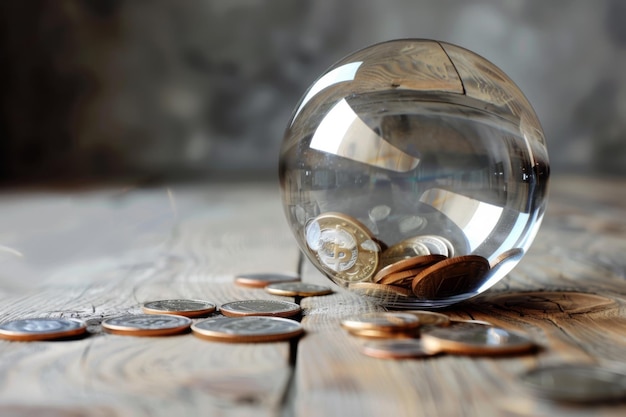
[1,0,625,182]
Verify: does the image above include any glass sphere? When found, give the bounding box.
[279,39,549,308]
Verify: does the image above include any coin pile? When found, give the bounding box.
[304,211,492,301]
[340,311,537,359]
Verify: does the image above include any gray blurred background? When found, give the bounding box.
[1,0,625,183]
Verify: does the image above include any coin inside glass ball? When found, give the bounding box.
[279,39,549,308]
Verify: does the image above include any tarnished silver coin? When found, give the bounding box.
[360,339,439,359]
[0,318,87,341]
[265,282,333,297]
[519,364,626,403]
[142,299,217,317]
[219,299,301,318]
[421,321,536,355]
[102,314,191,337]
[192,316,304,343]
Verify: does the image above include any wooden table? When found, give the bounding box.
[0,175,625,416]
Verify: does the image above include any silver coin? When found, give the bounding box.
[102,314,192,336]
[520,364,626,403]
[0,318,87,341]
[361,339,439,359]
[142,299,217,317]
[219,299,302,318]
[265,282,333,297]
[368,205,392,222]
[192,316,304,343]
[411,235,450,257]
[398,215,426,234]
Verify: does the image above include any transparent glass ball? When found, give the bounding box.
[279,39,549,308]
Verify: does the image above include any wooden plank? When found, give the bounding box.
[0,182,300,416]
[295,175,626,416]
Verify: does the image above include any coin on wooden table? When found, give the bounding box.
[102,314,191,337]
[360,339,440,359]
[142,299,217,317]
[192,316,304,343]
[234,272,300,288]
[305,212,380,284]
[411,255,490,299]
[219,299,301,318]
[519,363,626,403]
[403,310,451,327]
[341,312,420,333]
[373,254,447,284]
[0,318,87,341]
[421,321,536,355]
[349,282,413,300]
[265,282,333,297]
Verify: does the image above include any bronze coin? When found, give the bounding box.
[411,255,490,300]
[234,272,300,288]
[102,314,192,337]
[403,310,451,327]
[142,299,217,317]
[192,317,304,343]
[0,318,87,341]
[219,299,302,318]
[265,282,333,297]
[373,254,447,283]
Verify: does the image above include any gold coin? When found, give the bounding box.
[373,254,447,284]
[265,282,333,297]
[403,310,451,327]
[305,212,380,284]
[0,318,87,341]
[421,321,536,355]
[349,282,413,301]
[219,299,301,318]
[102,314,192,337]
[341,312,420,333]
[360,339,439,359]
[234,272,300,288]
[142,299,217,317]
[411,255,490,300]
[192,317,304,343]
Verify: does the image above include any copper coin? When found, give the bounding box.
[219,299,301,318]
[360,339,439,359]
[341,312,420,333]
[142,299,217,317]
[374,254,447,283]
[345,327,418,339]
[0,318,87,341]
[305,212,380,284]
[234,272,300,288]
[265,282,333,297]
[102,314,191,337]
[403,310,451,327]
[349,282,413,299]
[421,321,535,355]
[411,255,490,300]
[192,316,304,343]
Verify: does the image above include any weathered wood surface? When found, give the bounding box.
[0,175,625,416]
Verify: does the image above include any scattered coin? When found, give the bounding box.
[519,363,626,403]
[411,255,490,299]
[360,339,439,359]
[403,310,451,327]
[102,314,192,337]
[192,316,304,343]
[373,254,447,284]
[341,312,420,333]
[234,272,300,288]
[219,299,301,318]
[421,321,535,355]
[305,212,380,284]
[142,299,217,317]
[0,318,87,341]
[265,282,333,297]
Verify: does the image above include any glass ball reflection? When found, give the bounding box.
[279,39,549,308]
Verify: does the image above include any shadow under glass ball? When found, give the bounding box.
[279,39,549,308]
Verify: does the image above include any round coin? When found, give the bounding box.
[102,314,191,337]
[341,312,420,333]
[421,322,535,355]
[192,316,304,343]
[381,239,430,267]
[219,299,301,318]
[349,282,413,300]
[265,282,333,297]
[373,254,447,284]
[0,318,87,341]
[519,363,626,403]
[234,272,300,288]
[305,212,380,284]
[360,339,439,359]
[142,299,217,317]
[403,310,451,327]
[411,255,490,300]
[410,235,451,256]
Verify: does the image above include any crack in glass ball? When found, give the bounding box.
[279,39,550,308]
